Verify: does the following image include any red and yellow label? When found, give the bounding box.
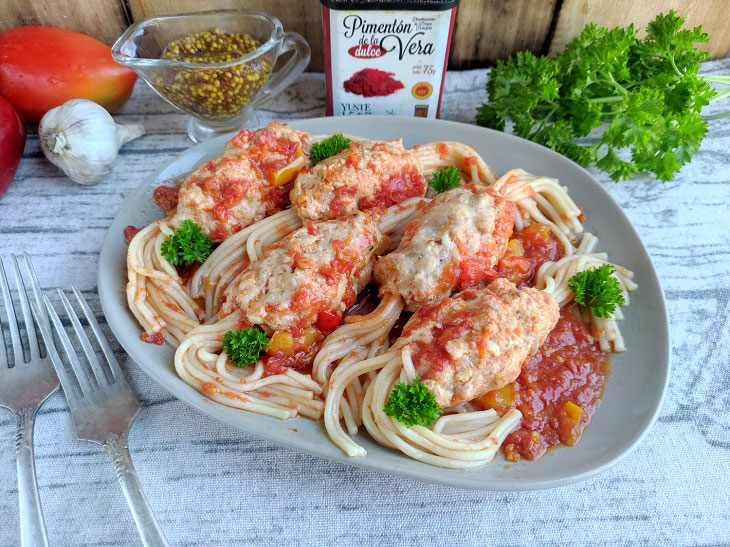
[411,82,433,99]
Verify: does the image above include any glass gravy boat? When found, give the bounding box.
[112,10,310,142]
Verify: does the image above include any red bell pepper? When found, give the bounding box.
[0,27,137,122]
[0,95,26,201]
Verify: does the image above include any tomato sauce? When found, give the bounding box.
[329,185,359,217]
[153,185,179,212]
[262,329,324,377]
[478,304,609,461]
[496,223,563,287]
[123,225,140,245]
[357,165,426,210]
[141,331,164,345]
[263,345,320,377]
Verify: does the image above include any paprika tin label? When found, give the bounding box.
[321,0,459,118]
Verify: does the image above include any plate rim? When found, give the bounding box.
[98,115,670,491]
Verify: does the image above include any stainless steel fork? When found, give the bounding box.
[0,254,58,547]
[31,286,169,547]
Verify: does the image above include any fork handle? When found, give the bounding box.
[15,407,50,547]
[105,434,169,547]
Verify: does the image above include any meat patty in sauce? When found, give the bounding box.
[375,183,515,311]
[395,278,559,408]
[291,139,426,221]
[174,121,311,241]
[221,212,382,333]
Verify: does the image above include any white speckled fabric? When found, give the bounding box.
[1,61,729,546]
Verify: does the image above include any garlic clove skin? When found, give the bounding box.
[39,99,144,185]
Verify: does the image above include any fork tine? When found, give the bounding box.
[0,259,24,365]
[31,300,79,408]
[12,255,40,360]
[45,292,93,397]
[0,303,6,370]
[22,253,50,348]
[58,289,109,387]
[72,286,125,383]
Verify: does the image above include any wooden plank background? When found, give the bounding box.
[0,0,728,71]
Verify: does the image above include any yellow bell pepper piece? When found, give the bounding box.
[272,147,305,186]
[296,325,321,348]
[563,401,583,423]
[506,239,524,257]
[374,235,392,256]
[267,331,294,355]
[477,384,515,410]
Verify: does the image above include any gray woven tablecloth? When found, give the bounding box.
[1,60,729,546]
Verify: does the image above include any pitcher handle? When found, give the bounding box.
[250,32,310,110]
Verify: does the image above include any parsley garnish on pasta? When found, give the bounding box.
[568,264,626,318]
[310,133,351,164]
[160,219,214,266]
[384,379,443,427]
[428,166,460,194]
[222,328,270,367]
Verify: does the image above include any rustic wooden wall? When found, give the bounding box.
[0,0,728,71]
[548,0,730,57]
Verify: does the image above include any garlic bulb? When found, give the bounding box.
[39,99,144,185]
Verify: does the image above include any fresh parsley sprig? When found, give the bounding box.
[568,264,626,318]
[160,220,214,266]
[477,11,730,182]
[221,328,270,368]
[310,133,351,164]
[428,166,460,194]
[384,378,443,428]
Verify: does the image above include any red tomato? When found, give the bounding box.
[0,95,26,200]
[0,27,137,122]
[316,310,342,333]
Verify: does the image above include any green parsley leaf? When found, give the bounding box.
[384,378,443,428]
[476,10,728,182]
[428,166,461,194]
[160,220,214,266]
[310,133,351,164]
[568,264,626,318]
[221,328,270,368]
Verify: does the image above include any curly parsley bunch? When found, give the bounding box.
[477,11,730,181]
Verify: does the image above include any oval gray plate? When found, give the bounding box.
[98,116,669,491]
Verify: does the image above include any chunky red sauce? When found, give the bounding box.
[262,330,324,377]
[496,223,564,287]
[124,225,140,245]
[477,304,609,461]
[176,262,200,286]
[263,344,320,377]
[141,331,164,345]
[234,129,302,183]
[358,165,426,211]
[329,185,358,217]
[153,185,179,212]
